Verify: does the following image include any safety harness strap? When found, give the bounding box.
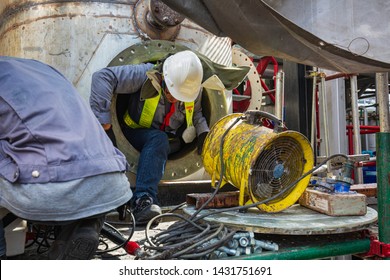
[123,89,194,130]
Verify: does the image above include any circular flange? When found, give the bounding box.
[108,40,228,180]
[232,48,263,111]
[184,204,378,235]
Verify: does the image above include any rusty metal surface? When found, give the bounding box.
[149,0,184,27]
[183,204,377,235]
[134,0,182,40]
[157,180,240,207]
[186,191,244,209]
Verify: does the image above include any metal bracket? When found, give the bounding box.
[366,239,390,258]
[317,154,370,171]
[244,110,285,132]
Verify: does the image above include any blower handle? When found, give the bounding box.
[244,110,286,132]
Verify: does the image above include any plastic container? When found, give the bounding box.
[0,208,27,257]
[363,166,377,184]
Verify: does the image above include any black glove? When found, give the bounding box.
[105,126,117,147]
[197,132,208,155]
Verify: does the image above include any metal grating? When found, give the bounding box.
[250,136,305,202]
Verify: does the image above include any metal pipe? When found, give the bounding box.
[350,75,363,183]
[233,238,370,260]
[362,107,369,150]
[375,72,390,248]
[321,73,357,82]
[262,89,276,96]
[376,73,390,133]
[376,133,390,247]
[275,70,284,122]
[260,79,275,103]
[319,73,330,157]
[311,67,318,154]
[346,125,380,130]
[347,127,354,155]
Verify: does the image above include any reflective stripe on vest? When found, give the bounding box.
[185,103,194,127]
[123,90,194,129]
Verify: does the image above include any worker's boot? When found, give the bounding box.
[132,195,161,226]
[48,215,104,260]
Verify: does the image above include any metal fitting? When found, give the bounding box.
[218,246,240,256]
[252,245,263,254]
[233,231,254,239]
[254,240,279,251]
[238,246,252,255]
[209,250,228,259]
[239,237,250,247]
[227,238,239,249]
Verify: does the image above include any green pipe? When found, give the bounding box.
[233,239,370,260]
[376,132,390,245]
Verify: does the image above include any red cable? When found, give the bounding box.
[160,103,175,131]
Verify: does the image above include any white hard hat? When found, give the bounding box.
[163,50,203,102]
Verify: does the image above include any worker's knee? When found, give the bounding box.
[147,130,170,150]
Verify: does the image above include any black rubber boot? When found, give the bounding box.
[132,196,161,226]
[48,216,104,260]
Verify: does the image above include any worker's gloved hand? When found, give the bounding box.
[197,132,208,155]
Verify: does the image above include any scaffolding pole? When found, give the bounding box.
[350,75,363,183]
[375,73,390,253]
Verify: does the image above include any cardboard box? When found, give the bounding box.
[299,188,367,216]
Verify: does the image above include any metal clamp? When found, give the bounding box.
[366,239,390,258]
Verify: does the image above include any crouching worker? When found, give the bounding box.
[0,57,133,259]
[90,51,209,225]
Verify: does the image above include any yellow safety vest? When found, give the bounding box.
[124,90,194,129]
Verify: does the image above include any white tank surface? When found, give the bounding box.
[0,0,233,182]
[0,0,232,101]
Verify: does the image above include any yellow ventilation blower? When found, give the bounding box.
[202,111,314,212]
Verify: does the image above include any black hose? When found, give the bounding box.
[96,210,136,255]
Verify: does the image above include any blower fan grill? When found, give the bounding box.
[250,136,305,202]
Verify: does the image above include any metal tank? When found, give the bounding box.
[0,0,233,182]
[161,0,390,73]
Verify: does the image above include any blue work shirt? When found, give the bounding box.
[0,57,128,184]
[90,64,209,137]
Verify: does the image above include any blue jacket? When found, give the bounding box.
[90,64,209,136]
[0,57,128,183]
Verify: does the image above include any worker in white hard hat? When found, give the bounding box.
[90,50,209,225]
